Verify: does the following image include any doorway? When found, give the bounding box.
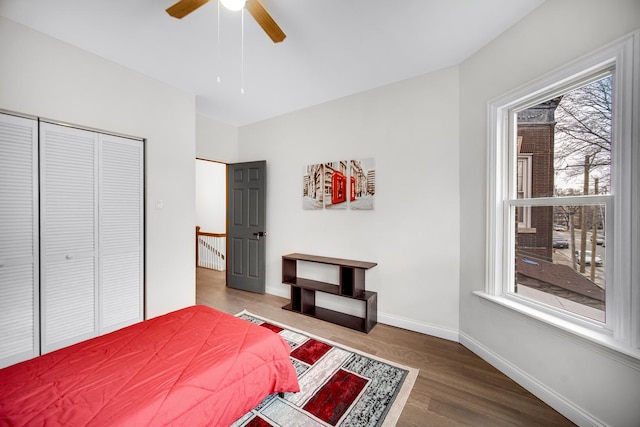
[195,158,268,294]
[195,159,227,273]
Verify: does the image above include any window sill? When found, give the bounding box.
[473,290,640,365]
[516,227,536,234]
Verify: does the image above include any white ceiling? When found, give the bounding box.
[0,0,544,126]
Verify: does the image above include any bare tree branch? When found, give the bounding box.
[554,76,612,191]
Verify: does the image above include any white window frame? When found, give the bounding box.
[479,31,640,359]
[515,154,533,231]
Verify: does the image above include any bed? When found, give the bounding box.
[0,305,300,426]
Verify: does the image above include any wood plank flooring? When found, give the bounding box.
[196,267,575,426]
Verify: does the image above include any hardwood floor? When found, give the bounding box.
[196,267,575,426]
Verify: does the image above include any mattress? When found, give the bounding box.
[0,305,299,426]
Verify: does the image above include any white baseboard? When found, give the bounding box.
[459,332,605,427]
[378,312,459,342]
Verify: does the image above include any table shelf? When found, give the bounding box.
[282,253,377,333]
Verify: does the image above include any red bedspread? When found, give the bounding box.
[0,305,299,426]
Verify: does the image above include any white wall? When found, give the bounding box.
[238,68,461,340]
[195,160,226,233]
[0,17,197,318]
[196,113,239,162]
[458,1,640,425]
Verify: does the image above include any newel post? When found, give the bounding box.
[195,226,200,267]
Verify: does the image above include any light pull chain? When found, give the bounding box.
[216,0,221,83]
[240,8,245,94]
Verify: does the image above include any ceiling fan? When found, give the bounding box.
[166,0,286,43]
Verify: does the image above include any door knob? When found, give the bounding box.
[253,231,267,239]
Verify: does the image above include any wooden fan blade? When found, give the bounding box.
[166,0,211,19]
[245,0,286,43]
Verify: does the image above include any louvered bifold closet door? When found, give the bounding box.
[99,134,143,333]
[40,123,98,354]
[0,114,39,369]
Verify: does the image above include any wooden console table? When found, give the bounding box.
[281,253,378,333]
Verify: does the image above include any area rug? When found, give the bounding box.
[231,311,419,427]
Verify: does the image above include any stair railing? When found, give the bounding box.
[196,226,226,271]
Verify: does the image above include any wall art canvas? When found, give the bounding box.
[323,160,348,209]
[350,158,376,210]
[302,163,324,210]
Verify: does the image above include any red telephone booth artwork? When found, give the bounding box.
[331,171,347,204]
[350,176,356,201]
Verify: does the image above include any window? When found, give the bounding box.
[515,154,532,230]
[482,32,639,357]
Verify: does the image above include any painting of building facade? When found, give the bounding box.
[303,159,375,210]
[350,158,375,210]
[302,163,324,210]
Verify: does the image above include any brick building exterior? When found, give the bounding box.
[515,98,560,261]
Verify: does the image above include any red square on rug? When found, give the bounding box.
[290,339,332,365]
[260,322,283,333]
[245,416,272,427]
[303,369,368,425]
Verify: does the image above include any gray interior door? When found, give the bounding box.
[226,161,266,293]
